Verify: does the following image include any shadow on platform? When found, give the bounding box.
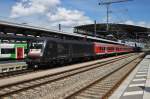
[139,86,150,93]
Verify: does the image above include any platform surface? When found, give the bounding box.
[0,60,25,64]
[110,55,150,99]
[0,60,27,73]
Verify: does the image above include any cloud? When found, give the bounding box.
[124,20,135,25]
[11,0,60,18]
[47,7,93,28]
[124,20,150,28]
[10,0,93,31]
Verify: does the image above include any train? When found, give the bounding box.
[26,37,134,68]
[0,42,27,60]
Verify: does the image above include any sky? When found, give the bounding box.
[0,0,150,32]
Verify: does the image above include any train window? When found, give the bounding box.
[30,41,44,49]
[103,47,104,50]
[108,47,111,50]
[103,47,105,50]
[99,47,101,50]
[1,48,15,54]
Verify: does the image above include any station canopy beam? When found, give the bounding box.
[0,20,123,44]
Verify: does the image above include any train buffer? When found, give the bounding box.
[110,55,150,99]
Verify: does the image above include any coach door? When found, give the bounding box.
[16,47,24,59]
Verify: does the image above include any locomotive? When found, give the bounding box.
[26,37,133,68]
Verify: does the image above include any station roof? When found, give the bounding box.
[0,34,34,41]
[74,23,150,42]
[74,23,149,33]
[0,21,122,44]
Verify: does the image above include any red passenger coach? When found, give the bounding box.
[106,44,115,53]
[94,42,106,55]
[94,42,117,55]
[94,42,133,55]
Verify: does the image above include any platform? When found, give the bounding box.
[110,55,150,99]
[0,61,27,73]
[0,60,25,64]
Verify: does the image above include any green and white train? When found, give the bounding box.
[0,42,27,60]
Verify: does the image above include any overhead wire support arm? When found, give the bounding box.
[99,0,133,5]
[98,0,133,32]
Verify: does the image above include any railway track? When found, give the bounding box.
[0,53,131,79]
[0,53,144,99]
[0,69,34,79]
[67,55,143,99]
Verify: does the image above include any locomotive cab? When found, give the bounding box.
[28,41,45,58]
[26,40,46,68]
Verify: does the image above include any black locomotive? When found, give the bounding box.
[26,37,95,68]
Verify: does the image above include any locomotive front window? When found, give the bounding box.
[28,41,45,58]
[30,41,44,49]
